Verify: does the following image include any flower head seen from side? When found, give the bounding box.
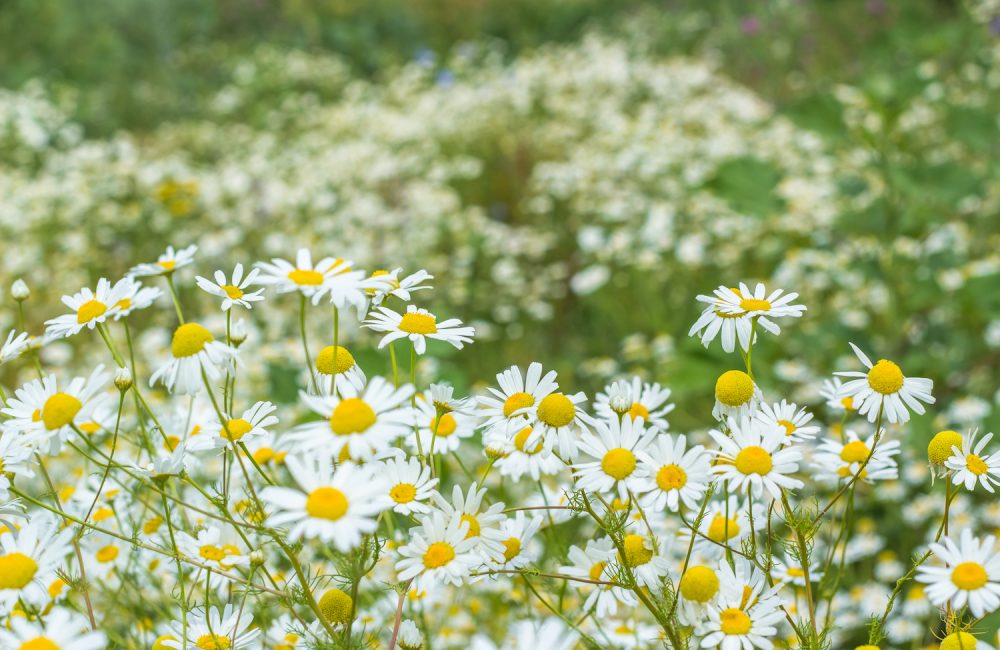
[917,528,1000,618]
[128,244,197,277]
[477,362,559,434]
[381,454,439,516]
[0,330,30,366]
[573,414,655,500]
[366,267,433,308]
[109,276,162,319]
[254,248,351,304]
[315,344,366,396]
[710,417,804,500]
[411,392,478,455]
[162,604,261,649]
[616,532,672,590]
[0,606,106,650]
[532,390,594,460]
[595,376,675,430]
[44,278,132,339]
[558,538,637,617]
[689,289,754,353]
[945,430,1000,493]
[754,399,820,445]
[396,510,479,591]
[187,400,278,452]
[149,322,238,395]
[432,482,507,562]
[635,433,712,512]
[835,342,934,424]
[711,282,805,331]
[812,429,901,484]
[174,526,249,579]
[712,370,762,421]
[490,423,564,482]
[819,377,855,413]
[260,455,391,550]
[0,514,74,615]
[195,263,265,310]
[364,304,475,355]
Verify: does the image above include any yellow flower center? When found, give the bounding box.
[951,562,988,590]
[305,487,349,520]
[76,299,108,324]
[840,441,871,464]
[855,646,880,650]
[152,636,177,650]
[966,454,989,476]
[158,260,177,271]
[503,391,535,417]
[602,448,637,480]
[171,323,214,358]
[841,396,854,410]
[537,393,575,428]
[707,514,740,542]
[715,370,755,407]
[735,446,773,475]
[390,483,417,504]
[459,514,481,538]
[329,398,377,435]
[199,545,226,562]
[928,430,963,464]
[19,639,60,650]
[221,285,243,299]
[423,542,456,569]
[47,578,66,598]
[867,359,904,395]
[0,552,39,589]
[628,402,650,421]
[318,588,353,625]
[513,427,543,455]
[316,346,355,375]
[91,507,114,523]
[399,312,438,335]
[589,562,607,581]
[429,414,457,437]
[777,419,797,436]
[144,516,163,534]
[502,537,521,562]
[96,545,119,563]
[287,269,324,285]
[787,567,805,577]
[195,634,231,650]
[940,632,979,650]
[719,608,752,635]
[739,298,771,312]
[620,534,653,567]
[679,565,719,603]
[41,392,82,430]
[220,418,253,441]
[656,464,688,491]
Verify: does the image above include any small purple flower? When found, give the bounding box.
[741,16,761,35]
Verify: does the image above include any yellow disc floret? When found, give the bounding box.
[735,446,773,476]
[537,393,575,428]
[680,565,719,603]
[628,403,650,422]
[399,312,437,334]
[656,464,688,491]
[287,269,324,285]
[707,515,740,542]
[220,418,253,442]
[867,359,904,395]
[20,639,60,650]
[513,427,543,455]
[939,632,979,650]
[41,392,82,430]
[429,414,457,437]
[601,448,637,480]
[0,552,39,589]
[951,562,988,590]
[966,455,988,476]
[318,588,354,625]
[715,371,755,407]
[423,542,455,569]
[316,346,355,375]
[739,298,771,312]
[503,391,534,417]
[171,323,214,358]
[502,537,521,562]
[76,299,108,324]
[840,441,871,464]
[305,487,349,521]
[928,430,963,464]
[390,483,417,504]
[719,607,752,635]
[620,534,653,567]
[152,635,178,650]
[329,398,376,435]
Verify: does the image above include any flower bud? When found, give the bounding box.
[249,550,266,568]
[230,319,248,347]
[10,279,29,301]
[114,366,134,392]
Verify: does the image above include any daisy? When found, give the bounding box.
[381,454,439,515]
[477,362,559,433]
[558,538,637,617]
[710,417,804,500]
[286,376,414,460]
[712,370,762,421]
[366,268,433,308]
[683,495,762,558]
[128,244,198,277]
[771,556,823,587]
[195,263,265,310]
[491,424,564,481]
[149,322,238,395]
[0,430,35,500]
[0,606,106,650]
[396,510,480,590]
[364,305,475,355]
[0,514,74,615]
[411,392,478,455]
[162,604,261,649]
[573,414,655,500]
[175,526,249,581]
[710,282,806,334]
[819,377,855,413]
[754,399,820,445]
[315,344,367,395]
[0,330,30,366]
[491,512,542,570]
[432,483,507,562]
[109,276,162,319]
[834,342,935,424]
[946,430,1000,493]
[595,377,675,430]
[812,430,901,484]
[917,528,1000,618]
[699,583,786,650]
[255,248,352,304]
[616,532,672,590]
[635,433,712,512]
[187,400,278,451]
[533,390,594,460]
[44,278,131,338]
[689,291,755,353]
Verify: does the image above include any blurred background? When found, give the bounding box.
[0,0,997,435]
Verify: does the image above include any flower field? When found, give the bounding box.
[0,1,998,649]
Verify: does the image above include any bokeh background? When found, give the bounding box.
[1,0,998,437]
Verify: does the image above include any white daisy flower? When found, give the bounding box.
[917,528,1000,618]
[573,414,655,500]
[364,305,475,355]
[812,429,900,484]
[259,454,391,550]
[834,342,935,424]
[195,263,265,310]
[187,400,278,451]
[505,619,578,650]
[689,291,755,353]
[0,514,74,615]
[109,276,162,319]
[558,538,637,617]
[366,267,433,307]
[712,370,762,421]
[411,392,478,455]
[616,532,672,590]
[635,433,712,512]
[162,604,261,649]
[492,512,542,570]
[175,526,249,582]
[683,496,763,559]
[128,244,198,277]
[254,248,353,305]
[595,376,675,430]
[0,607,106,650]
[818,376,855,414]
[771,556,823,588]
[710,417,804,500]
[0,430,35,500]
[149,322,238,395]
[131,442,189,481]
[710,282,806,335]
[490,424,564,481]
[532,390,594,460]
[477,362,559,433]
[754,399,820,444]
[946,430,1000,493]
[396,510,480,590]
[381,454,439,516]
[286,376,414,460]
[0,330,30,366]
[699,583,786,650]
[605,619,660,649]
[314,345,367,396]
[44,278,132,339]
[432,483,507,562]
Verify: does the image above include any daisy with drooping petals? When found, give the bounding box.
[0,606,106,650]
[44,278,132,339]
[617,532,672,590]
[260,455,391,550]
[712,370,762,421]
[195,263,265,310]
[478,362,559,434]
[945,430,1000,493]
[0,330,30,366]
[364,304,475,355]
[559,538,637,617]
[754,399,820,445]
[710,417,803,499]
[432,483,507,562]
[0,514,74,615]
[128,244,198,277]
[162,604,261,649]
[917,528,1000,618]
[314,344,367,395]
[595,376,675,430]
[532,390,594,460]
[635,433,712,512]
[396,510,480,590]
[835,342,934,424]
[366,268,433,308]
[689,293,755,353]
[711,281,806,332]
[573,414,655,500]
[188,400,278,451]
[812,429,900,484]
[149,322,238,395]
[381,454,439,515]
[287,376,414,460]
[254,248,352,305]
[0,430,35,500]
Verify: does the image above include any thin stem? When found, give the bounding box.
[164,273,185,324]
[298,294,318,392]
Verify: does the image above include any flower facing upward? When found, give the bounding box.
[195,263,265,310]
[0,607,106,650]
[573,414,655,500]
[187,400,278,451]
[364,304,475,355]
[945,430,1000,493]
[917,528,1000,618]
[834,342,934,424]
[710,417,804,500]
[0,515,74,616]
[254,248,353,304]
[380,454,439,516]
[396,511,480,590]
[45,278,134,339]
[635,433,712,512]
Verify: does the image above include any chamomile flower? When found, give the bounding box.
[432,483,507,562]
[0,607,106,650]
[492,512,542,570]
[412,392,478,455]
[255,248,353,304]
[0,430,35,500]
[128,244,198,277]
[109,276,162,319]
[771,556,823,587]
[711,282,806,332]
[366,268,433,307]
[477,362,559,433]
[699,584,786,650]
[689,291,755,353]
[684,495,762,558]
[162,604,261,649]
[287,376,414,460]
[917,528,1000,618]
[635,433,712,512]
[396,510,480,590]
[573,414,655,500]
[149,322,238,395]
[0,514,74,615]
[813,430,901,484]
[533,390,594,460]
[260,454,391,550]
[617,532,672,589]
[314,345,367,395]
[559,538,637,617]
[710,417,804,500]
[712,370,762,421]
[945,430,1000,493]
[0,329,30,366]
[491,424,564,481]
[754,399,820,444]
[364,305,475,355]
[819,377,855,412]
[44,278,131,338]
[835,342,935,424]
[188,400,278,451]
[595,376,675,430]
[195,263,265,310]
[381,455,439,515]
[175,526,249,580]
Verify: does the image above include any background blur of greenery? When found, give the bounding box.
[1,0,997,436]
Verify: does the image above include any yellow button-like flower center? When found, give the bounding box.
[199,545,226,562]
[719,607,752,635]
[316,346,355,375]
[620,534,653,567]
[513,427,543,455]
[305,487,349,521]
[144,516,163,534]
[429,414,457,437]
[656,464,688,491]
[589,561,606,581]
[735,446,773,475]
[390,483,417,504]
[0,552,39,589]
[423,542,456,569]
[158,260,177,271]
[707,515,740,542]
[41,392,82,430]
[96,545,119,563]
[152,635,177,650]
[502,391,534,417]
[220,418,253,441]
[287,269,324,286]
[840,441,871,464]
[627,402,650,421]
[171,323,214,358]
[399,312,438,334]
[940,632,980,650]
[329,398,377,435]
[928,430,963,464]
[459,514,481,538]
[602,448,637,480]
[739,298,771,312]
[195,634,231,650]
[318,588,353,625]
[967,454,989,476]
[76,299,108,324]
[867,359,904,395]
[777,419,797,436]
[19,639,60,650]
[502,537,521,562]
[679,565,719,603]
[221,284,244,299]
[715,370,755,407]
[952,562,988,590]
[537,393,575,428]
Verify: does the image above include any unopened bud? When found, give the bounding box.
[230,319,248,346]
[484,445,507,461]
[10,279,29,301]
[398,620,423,650]
[249,549,266,568]
[114,366,134,392]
